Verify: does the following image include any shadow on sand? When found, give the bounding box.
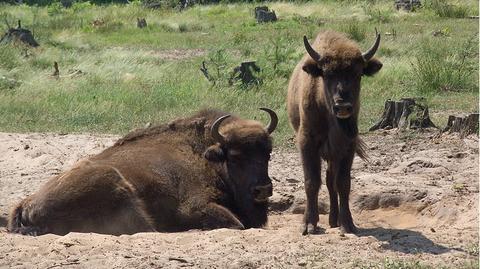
[358,227,465,255]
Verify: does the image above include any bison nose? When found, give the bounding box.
[253,183,273,203]
[333,102,353,119]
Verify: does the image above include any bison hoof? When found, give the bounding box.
[10,226,44,236]
[302,223,321,235]
[340,223,358,234]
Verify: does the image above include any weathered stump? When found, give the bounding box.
[229,61,261,86]
[394,0,421,11]
[369,98,436,131]
[52,62,59,79]
[443,113,479,137]
[143,0,162,9]
[137,18,147,28]
[254,6,277,23]
[60,0,74,8]
[0,20,39,47]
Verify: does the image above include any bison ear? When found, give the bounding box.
[302,63,322,77]
[204,144,226,162]
[363,58,383,76]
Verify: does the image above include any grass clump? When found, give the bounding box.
[0,45,21,70]
[362,3,393,23]
[411,35,478,94]
[0,1,478,146]
[341,19,367,42]
[425,0,470,18]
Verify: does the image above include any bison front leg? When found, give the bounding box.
[298,135,321,235]
[326,163,339,228]
[334,154,357,234]
[202,203,245,230]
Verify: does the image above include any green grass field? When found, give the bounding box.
[0,0,478,146]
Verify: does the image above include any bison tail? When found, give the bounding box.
[7,202,24,232]
[7,201,44,236]
[355,137,369,162]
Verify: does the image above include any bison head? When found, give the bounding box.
[302,29,383,121]
[203,108,277,228]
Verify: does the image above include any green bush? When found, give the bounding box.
[0,45,20,70]
[363,3,392,23]
[341,20,367,42]
[411,36,478,94]
[425,0,469,18]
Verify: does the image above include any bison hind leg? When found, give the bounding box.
[201,203,244,230]
[9,226,46,236]
[105,200,156,235]
[95,167,157,235]
[7,202,48,236]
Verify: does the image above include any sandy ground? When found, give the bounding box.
[0,130,478,268]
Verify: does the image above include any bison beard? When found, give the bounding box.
[336,117,358,139]
[7,108,277,236]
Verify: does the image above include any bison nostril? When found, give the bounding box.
[334,103,352,114]
[253,183,273,201]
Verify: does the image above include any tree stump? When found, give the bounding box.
[394,0,421,11]
[254,6,277,23]
[143,0,162,9]
[0,20,39,47]
[443,113,479,138]
[369,98,436,131]
[229,61,261,86]
[137,18,147,28]
[60,0,74,8]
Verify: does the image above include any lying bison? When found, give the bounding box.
[287,30,382,235]
[8,108,278,236]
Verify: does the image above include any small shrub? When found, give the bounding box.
[291,15,324,27]
[363,3,392,23]
[411,36,478,94]
[200,48,231,87]
[47,2,65,16]
[341,20,366,42]
[0,45,20,70]
[425,0,469,18]
[0,76,21,91]
[262,35,297,78]
[72,1,94,12]
[178,22,188,32]
[467,243,479,257]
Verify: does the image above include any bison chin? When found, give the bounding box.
[336,116,358,139]
[240,201,269,229]
[232,191,269,229]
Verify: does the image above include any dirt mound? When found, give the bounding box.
[353,189,427,211]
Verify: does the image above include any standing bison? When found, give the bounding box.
[287,30,382,235]
[8,108,278,236]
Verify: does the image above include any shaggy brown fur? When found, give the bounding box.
[8,109,276,236]
[287,30,382,235]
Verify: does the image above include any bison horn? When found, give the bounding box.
[259,108,278,134]
[362,28,381,61]
[211,115,230,144]
[303,35,321,62]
